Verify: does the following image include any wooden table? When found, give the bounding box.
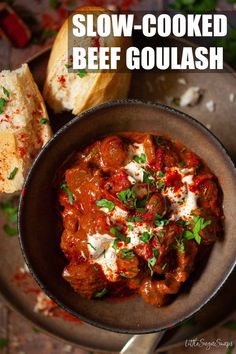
[0,1,235,353]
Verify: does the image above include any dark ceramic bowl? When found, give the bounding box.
[18,100,236,334]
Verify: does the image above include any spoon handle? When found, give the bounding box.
[120,332,165,354]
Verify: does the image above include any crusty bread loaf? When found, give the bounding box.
[0,64,52,194]
[43,6,132,115]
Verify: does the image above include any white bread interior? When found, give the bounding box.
[43,6,132,115]
[0,64,52,194]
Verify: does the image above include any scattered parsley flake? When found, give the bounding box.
[134,153,146,164]
[3,224,18,237]
[60,182,74,205]
[7,167,18,180]
[96,199,115,212]
[77,69,87,78]
[87,242,96,251]
[0,98,7,114]
[2,86,9,98]
[94,288,108,298]
[0,338,8,349]
[40,118,49,125]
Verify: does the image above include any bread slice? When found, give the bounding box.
[43,6,132,115]
[0,64,52,194]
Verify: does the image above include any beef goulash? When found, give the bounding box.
[58,133,223,306]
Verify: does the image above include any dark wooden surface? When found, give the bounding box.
[0,1,236,353]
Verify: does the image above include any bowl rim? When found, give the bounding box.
[18,99,236,334]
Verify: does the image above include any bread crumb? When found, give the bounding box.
[177,78,187,85]
[229,93,235,103]
[63,345,73,352]
[180,87,201,107]
[206,123,212,130]
[206,100,215,112]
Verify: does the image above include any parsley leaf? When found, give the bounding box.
[140,232,154,243]
[7,167,18,180]
[147,257,157,276]
[110,227,130,243]
[118,188,137,208]
[118,248,135,260]
[50,0,59,9]
[0,200,17,223]
[170,0,217,13]
[0,98,7,114]
[96,199,115,212]
[222,320,236,330]
[60,182,74,205]
[184,216,211,245]
[143,170,155,186]
[2,86,9,98]
[77,69,87,78]
[40,118,49,125]
[0,338,8,349]
[3,224,18,237]
[127,216,143,222]
[134,153,146,164]
[94,288,108,298]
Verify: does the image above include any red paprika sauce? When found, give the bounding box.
[58,133,223,306]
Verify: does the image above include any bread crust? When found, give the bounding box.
[43,6,132,115]
[0,64,52,194]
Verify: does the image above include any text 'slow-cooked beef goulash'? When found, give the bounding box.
[58,133,224,306]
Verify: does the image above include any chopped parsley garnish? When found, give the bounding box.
[120,271,132,278]
[110,227,130,243]
[96,199,115,212]
[147,257,157,276]
[87,242,96,251]
[143,170,155,186]
[127,224,134,231]
[154,214,169,227]
[169,0,217,13]
[94,265,99,272]
[86,147,98,160]
[127,216,143,222]
[7,167,18,180]
[0,200,17,223]
[60,182,74,205]
[162,262,167,270]
[157,180,165,189]
[155,136,164,145]
[184,216,211,245]
[0,200,18,237]
[2,86,9,98]
[222,320,236,330]
[112,238,119,250]
[32,327,41,333]
[178,160,185,168]
[152,247,159,257]
[94,288,108,298]
[134,153,146,164]
[118,188,137,208]
[176,237,185,253]
[77,69,87,78]
[0,338,8,349]
[0,97,7,114]
[40,118,49,125]
[50,0,59,9]
[65,63,72,69]
[140,232,154,243]
[157,171,165,178]
[3,224,18,237]
[118,248,135,260]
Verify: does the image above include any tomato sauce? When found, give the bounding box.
[58,133,223,306]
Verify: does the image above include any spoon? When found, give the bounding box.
[120,331,165,354]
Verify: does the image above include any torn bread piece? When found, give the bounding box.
[0,64,52,194]
[43,6,132,115]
